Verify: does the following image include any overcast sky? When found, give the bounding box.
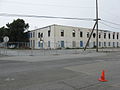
[0,0,120,32]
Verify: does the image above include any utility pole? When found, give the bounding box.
[84,21,97,51]
[96,0,99,52]
[84,0,100,52]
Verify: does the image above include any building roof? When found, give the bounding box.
[30,24,114,32]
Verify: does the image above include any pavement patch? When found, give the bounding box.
[64,61,120,76]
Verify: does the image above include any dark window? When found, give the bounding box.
[41,33,43,38]
[80,31,83,37]
[72,30,75,37]
[104,33,106,39]
[108,33,110,39]
[99,42,101,46]
[38,41,40,47]
[93,33,96,38]
[48,30,51,37]
[87,32,89,38]
[38,32,40,38]
[104,42,106,47]
[31,33,32,38]
[61,30,64,37]
[28,32,30,38]
[117,33,119,39]
[93,41,96,47]
[113,42,115,47]
[99,33,101,38]
[113,33,115,39]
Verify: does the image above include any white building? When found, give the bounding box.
[29,24,120,49]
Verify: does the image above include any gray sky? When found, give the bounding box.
[0,0,120,32]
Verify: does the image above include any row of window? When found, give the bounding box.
[29,30,119,40]
[61,30,83,37]
[29,30,51,38]
[36,41,119,48]
[61,30,119,39]
[98,42,119,47]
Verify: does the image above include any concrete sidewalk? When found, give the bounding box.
[0,52,107,62]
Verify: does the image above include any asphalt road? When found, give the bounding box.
[0,52,120,90]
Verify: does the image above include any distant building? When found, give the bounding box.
[29,24,120,49]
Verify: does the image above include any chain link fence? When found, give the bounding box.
[0,42,120,56]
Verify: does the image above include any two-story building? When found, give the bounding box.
[29,24,120,49]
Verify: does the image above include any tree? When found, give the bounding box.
[0,27,9,42]
[6,19,29,42]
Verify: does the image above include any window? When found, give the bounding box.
[48,30,51,37]
[40,42,43,48]
[87,32,89,38]
[33,40,35,47]
[48,41,50,47]
[108,42,111,46]
[93,33,96,38]
[38,32,43,38]
[99,42,101,47]
[108,33,110,39]
[33,32,35,37]
[80,31,83,37]
[61,30,64,37]
[38,41,40,47]
[113,33,115,39]
[117,33,119,39]
[61,41,64,47]
[38,32,40,38]
[29,32,31,38]
[104,33,106,39]
[72,41,76,47]
[80,41,83,47]
[72,30,75,37]
[31,33,32,38]
[104,42,106,47]
[30,40,32,47]
[99,33,101,38]
[93,41,96,47]
[113,42,115,47]
[117,42,119,47]
[41,33,43,38]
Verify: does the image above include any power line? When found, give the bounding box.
[100,22,120,30]
[0,13,95,21]
[3,1,95,9]
[101,19,120,26]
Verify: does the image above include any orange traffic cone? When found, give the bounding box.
[98,70,108,82]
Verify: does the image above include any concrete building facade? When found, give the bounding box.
[29,24,120,49]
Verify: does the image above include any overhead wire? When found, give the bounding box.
[0,13,95,21]
[101,19,120,26]
[99,21,120,30]
[1,0,96,9]
[0,13,120,30]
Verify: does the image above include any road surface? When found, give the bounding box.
[0,52,120,90]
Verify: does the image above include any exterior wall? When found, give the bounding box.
[29,24,120,49]
[29,25,56,49]
[53,25,89,48]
